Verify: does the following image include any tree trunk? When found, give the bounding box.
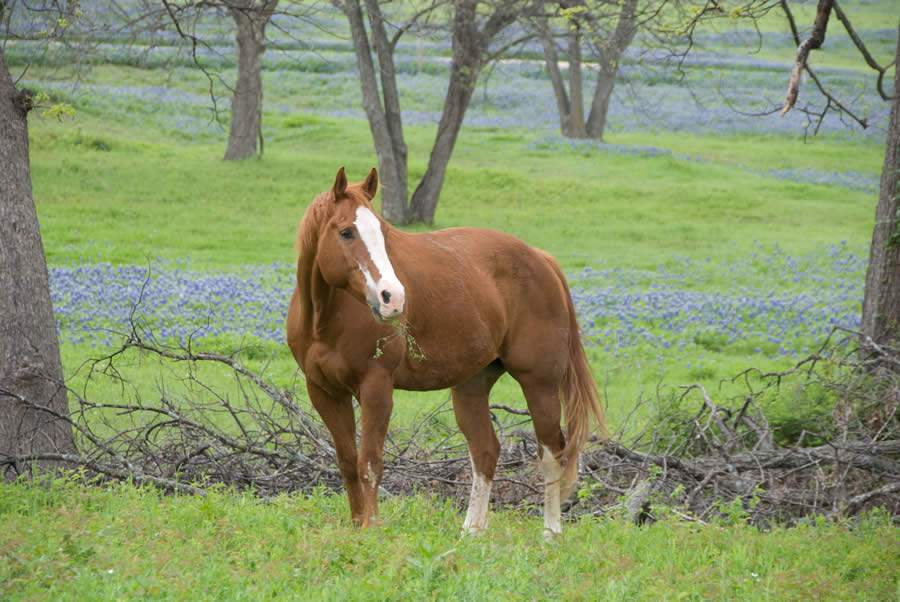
[566,26,587,138]
[364,0,409,220]
[346,0,516,224]
[343,0,408,223]
[538,18,571,136]
[409,1,483,224]
[585,0,638,140]
[861,34,900,350]
[224,2,276,161]
[0,53,75,478]
[585,66,615,140]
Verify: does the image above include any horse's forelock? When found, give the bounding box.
[295,186,374,258]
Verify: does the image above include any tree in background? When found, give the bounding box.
[769,2,897,353]
[341,0,533,224]
[861,36,899,351]
[161,0,281,160]
[0,0,76,476]
[683,0,898,351]
[223,0,279,160]
[537,0,641,140]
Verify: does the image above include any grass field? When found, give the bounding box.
[2,478,898,600]
[32,100,877,429]
[4,3,899,598]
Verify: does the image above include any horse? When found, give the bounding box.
[286,167,605,537]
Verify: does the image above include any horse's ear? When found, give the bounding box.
[332,166,348,200]
[361,167,378,199]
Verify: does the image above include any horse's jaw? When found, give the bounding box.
[369,304,404,323]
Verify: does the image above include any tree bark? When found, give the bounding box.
[539,0,636,140]
[861,33,900,350]
[345,0,518,224]
[585,66,615,139]
[343,0,409,223]
[585,0,638,140]
[409,0,492,224]
[0,53,75,478]
[224,1,277,161]
[538,18,571,135]
[408,53,481,224]
[566,26,587,138]
[364,0,409,220]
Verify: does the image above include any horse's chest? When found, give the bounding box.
[303,341,358,394]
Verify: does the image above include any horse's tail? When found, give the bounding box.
[542,254,607,500]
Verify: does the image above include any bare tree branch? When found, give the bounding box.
[781,0,833,116]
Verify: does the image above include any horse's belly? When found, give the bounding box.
[392,369,463,392]
[392,333,499,391]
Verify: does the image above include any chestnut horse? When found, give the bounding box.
[286,167,605,537]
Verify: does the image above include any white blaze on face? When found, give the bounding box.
[354,207,405,319]
[541,445,563,539]
[462,454,492,535]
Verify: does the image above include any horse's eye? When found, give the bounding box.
[339,228,354,240]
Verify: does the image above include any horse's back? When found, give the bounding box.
[413,227,572,376]
[421,226,569,315]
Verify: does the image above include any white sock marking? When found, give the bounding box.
[541,445,563,538]
[462,455,492,535]
[365,460,377,490]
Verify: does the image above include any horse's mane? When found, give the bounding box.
[296,191,332,259]
[293,192,333,336]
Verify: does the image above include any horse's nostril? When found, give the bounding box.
[381,290,391,304]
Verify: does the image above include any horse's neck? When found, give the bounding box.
[296,248,332,338]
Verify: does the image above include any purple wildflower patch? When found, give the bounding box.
[51,245,864,360]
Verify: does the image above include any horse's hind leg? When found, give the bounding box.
[511,373,567,539]
[452,362,504,535]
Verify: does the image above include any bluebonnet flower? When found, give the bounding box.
[50,245,864,361]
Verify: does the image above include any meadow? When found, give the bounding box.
[3,1,899,598]
[30,80,879,428]
[2,478,897,600]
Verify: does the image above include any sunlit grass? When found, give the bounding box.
[2,478,897,601]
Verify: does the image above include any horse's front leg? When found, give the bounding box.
[357,369,394,526]
[307,381,366,525]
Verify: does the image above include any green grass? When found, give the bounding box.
[32,109,875,271]
[614,130,884,176]
[32,94,879,428]
[2,478,897,601]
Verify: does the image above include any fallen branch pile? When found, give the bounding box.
[2,326,897,526]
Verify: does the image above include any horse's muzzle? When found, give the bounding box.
[369,302,404,321]
[367,279,405,321]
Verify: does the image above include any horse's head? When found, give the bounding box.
[314,167,406,321]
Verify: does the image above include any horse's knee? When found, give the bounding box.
[336,454,359,482]
[470,439,500,480]
[535,425,566,457]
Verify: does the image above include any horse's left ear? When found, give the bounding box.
[332,166,348,200]
[361,167,378,200]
